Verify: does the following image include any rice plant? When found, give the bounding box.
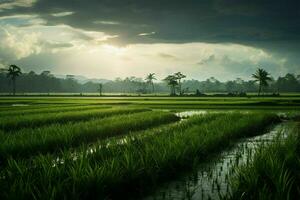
[228,122,300,200]
[0,105,111,118]
[0,112,279,199]
[0,107,148,131]
[0,111,179,161]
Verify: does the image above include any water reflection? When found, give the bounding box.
[175,110,250,118]
[143,122,292,200]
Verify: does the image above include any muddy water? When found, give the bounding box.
[175,110,290,119]
[175,110,254,118]
[143,122,293,200]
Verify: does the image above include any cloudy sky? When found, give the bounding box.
[0,0,299,81]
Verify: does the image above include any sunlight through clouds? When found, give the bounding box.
[0,26,41,60]
[36,41,287,81]
[102,44,127,55]
[0,0,298,79]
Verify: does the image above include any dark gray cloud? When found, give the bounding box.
[1,0,299,45]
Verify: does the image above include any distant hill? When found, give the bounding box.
[54,74,110,84]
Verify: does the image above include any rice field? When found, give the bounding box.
[0,97,299,199]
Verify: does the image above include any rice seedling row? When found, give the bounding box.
[0,107,148,131]
[0,111,179,162]
[0,105,112,118]
[54,113,221,167]
[0,103,77,112]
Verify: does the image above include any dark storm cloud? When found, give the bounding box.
[1,0,299,45]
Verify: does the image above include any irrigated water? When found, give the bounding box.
[143,122,292,200]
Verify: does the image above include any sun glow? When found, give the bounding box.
[102,44,126,55]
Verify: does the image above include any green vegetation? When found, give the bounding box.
[252,68,272,96]
[145,73,156,93]
[6,65,22,96]
[229,122,300,200]
[0,104,111,118]
[0,112,279,199]
[0,96,298,199]
[0,111,178,161]
[0,107,148,131]
[0,96,299,110]
[1,66,300,95]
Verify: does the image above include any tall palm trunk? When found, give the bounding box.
[12,77,16,96]
[151,82,154,93]
[258,81,262,96]
[178,80,182,95]
[172,85,176,96]
[170,85,174,96]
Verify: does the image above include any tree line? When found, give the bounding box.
[1,65,300,96]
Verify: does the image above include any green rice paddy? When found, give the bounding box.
[0,96,299,199]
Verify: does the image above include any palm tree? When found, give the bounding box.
[7,64,22,95]
[145,73,156,93]
[163,75,178,96]
[98,83,103,96]
[174,72,186,95]
[252,68,271,96]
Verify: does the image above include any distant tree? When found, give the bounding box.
[225,81,235,93]
[136,81,148,94]
[41,71,52,77]
[123,76,144,93]
[145,73,156,93]
[28,71,36,76]
[163,75,178,96]
[65,75,77,92]
[252,68,272,96]
[174,72,186,95]
[243,80,256,93]
[276,73,300,92]
[98,83,103,96]
[195,89,202,96]
[7,64,22,95]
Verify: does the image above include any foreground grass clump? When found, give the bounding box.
[229,122,300,200]
[0,111,178,161]
[0,105,111,118]
[0,112,279,199]
[0,107,147,131]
